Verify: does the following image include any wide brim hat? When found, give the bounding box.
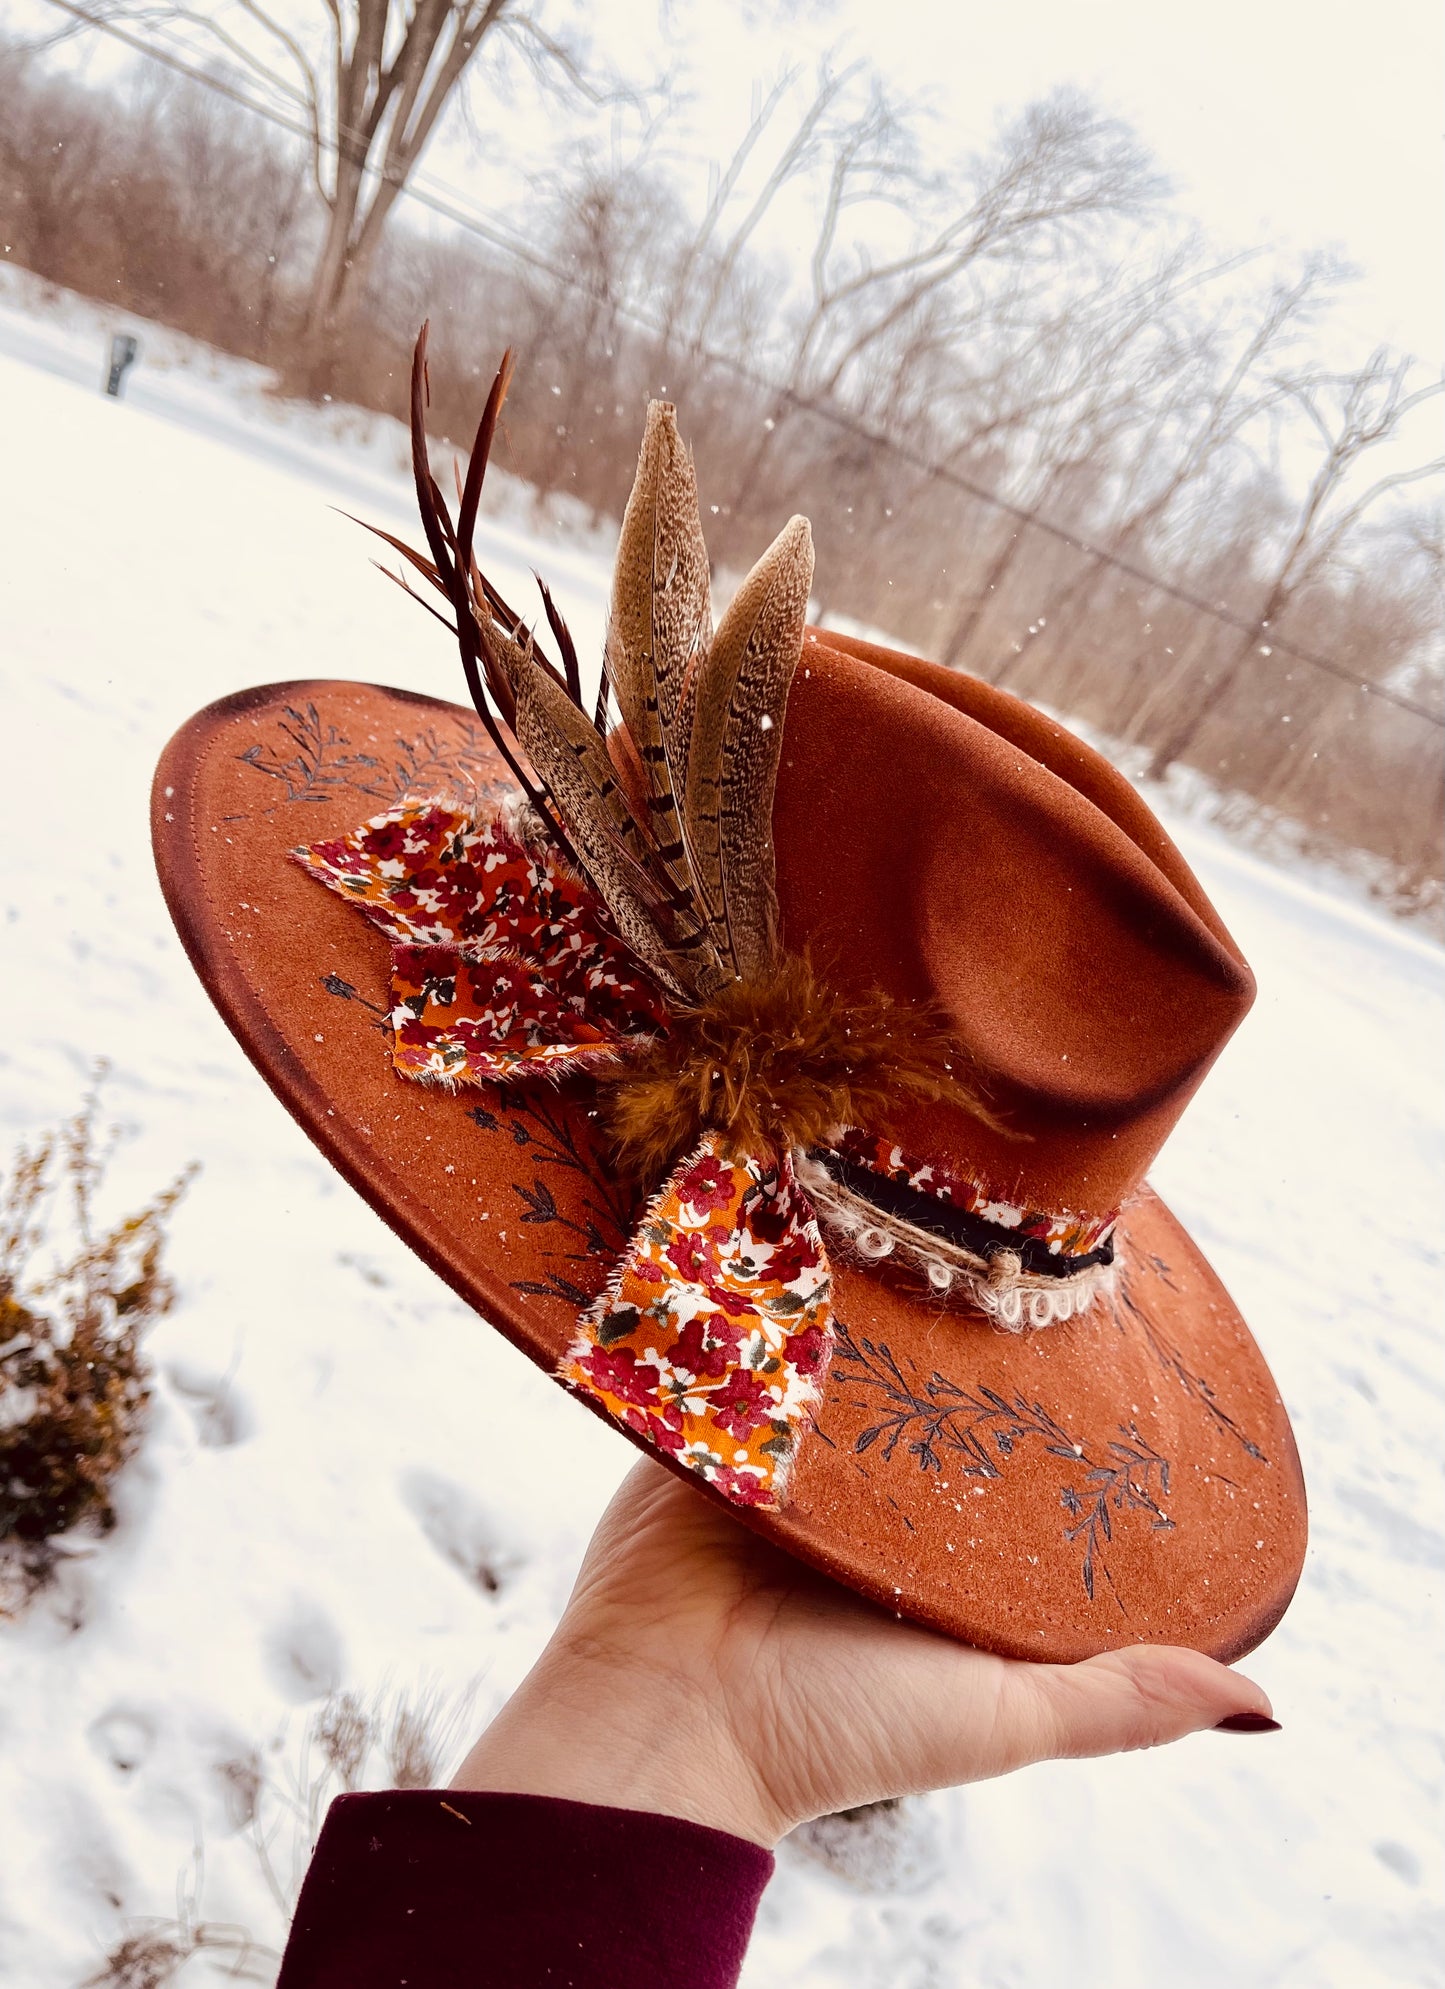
[151,354,1305,1665]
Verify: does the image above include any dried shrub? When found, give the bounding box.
[312,1689,374,1792]
[85,1927,192,1989]
[84,1849,278,1988]
[0,1079,196,1607]
[244,1681,476,1924]
[85,1681,477,1982]
[305,1681,452,1796]
[87,1921,276,1988]
[383,1681,473,1791]
[216,1747,265,1833]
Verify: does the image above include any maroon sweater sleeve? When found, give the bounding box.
[275,1790,774,1989]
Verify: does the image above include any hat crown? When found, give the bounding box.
[773,631,1255,1221]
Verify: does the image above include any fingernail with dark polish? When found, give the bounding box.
[1214,1712,1282,1733]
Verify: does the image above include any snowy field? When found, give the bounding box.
[1,290,1442,1987]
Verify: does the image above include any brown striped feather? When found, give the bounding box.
[605,403,714,911]
[513,655,697,997]
[684,515,814,981]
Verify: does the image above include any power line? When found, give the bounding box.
[32,0,1445,731]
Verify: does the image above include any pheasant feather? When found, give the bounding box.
[378,336,815,1001]
[606,404,715,947]
[684,515,814,981]
[512,653,692,995]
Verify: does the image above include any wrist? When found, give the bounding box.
[449,1644,786,1848]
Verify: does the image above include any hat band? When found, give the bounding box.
[816,1145,1122,1280]
[797,1131,1116,1332]
[827,1129,1122,1249]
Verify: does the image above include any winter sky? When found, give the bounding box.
[793,0,1444,363]
[17,0,1443,365]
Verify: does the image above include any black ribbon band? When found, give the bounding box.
[810,1147,1116,1280]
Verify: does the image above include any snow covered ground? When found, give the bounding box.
[1,292,1442,1988]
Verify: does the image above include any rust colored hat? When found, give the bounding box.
[152,342,1305,1664]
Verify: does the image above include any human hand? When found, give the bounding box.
[452,1459,1277,1847]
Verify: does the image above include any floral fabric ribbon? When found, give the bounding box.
[565,1137,831,1506]
[294,801,668,1080]
[294,801,834,1507]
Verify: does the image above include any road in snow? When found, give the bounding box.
[1,293,1441,1988]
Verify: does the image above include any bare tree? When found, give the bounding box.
[656,61,805,353]
[582,56,878,439]
[673,58,859,355]
[0,45,110,276]
[968,254,1331,685]
[1147,348,1445,776]
[526,153,681,496]
[79,0,612,391]
[812,92,1159,404]
[726,83,1161,507]
[1389,505,1445,688]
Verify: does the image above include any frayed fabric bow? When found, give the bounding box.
[294,800,964,1507]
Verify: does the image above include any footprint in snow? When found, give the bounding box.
[87,1704,156,1777]
[165,1357,255,1447]
[265,1598,347,1704]
[55,1788,133,1915]
[400,1468,521,1597]
[1374,1840,1422,1887]
[338,1251,391,1289]
[787,1796,947,1895]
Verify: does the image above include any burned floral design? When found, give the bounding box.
[238,703,505,810]
[831,1320,1174,1605]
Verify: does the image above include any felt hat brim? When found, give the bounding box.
[153,678,1307,1664]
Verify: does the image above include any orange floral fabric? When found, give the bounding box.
[292,803,668,1084]
[561,1134,834,1508]
[293,805,837,1508]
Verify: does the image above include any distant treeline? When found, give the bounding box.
[2,44,1440,919]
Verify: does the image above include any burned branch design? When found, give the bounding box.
[489,1096,637,1309]
[831,1319,1174,1605]
[1115,1252,1267,1464]
[238,703,505,809]
[238,703,384,804]
[499,1093,635,1245]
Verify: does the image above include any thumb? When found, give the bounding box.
[1007,1643,1277,1767]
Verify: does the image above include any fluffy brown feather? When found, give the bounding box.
[596,952,1006,1181]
